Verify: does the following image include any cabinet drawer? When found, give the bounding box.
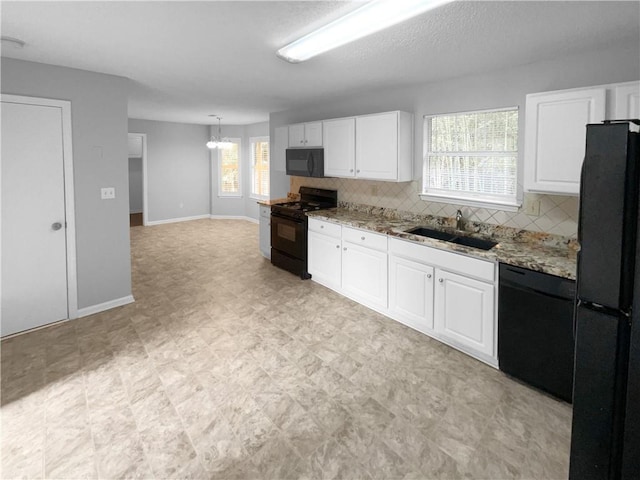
[342,227,387,252]
[259,205,271,218]
[308,217,341,238]
[389,237,495,282]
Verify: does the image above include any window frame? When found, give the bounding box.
[421,106,521,211]
[249,136,270,200]
[216,137,242,198]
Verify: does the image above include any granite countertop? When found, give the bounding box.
[307,208,577,280]
[257,198,289,206]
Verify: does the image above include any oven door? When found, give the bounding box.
[271,213,306,260]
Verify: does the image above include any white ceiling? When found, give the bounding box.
[1,1,638,125]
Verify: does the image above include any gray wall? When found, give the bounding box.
[269,39,640,200]
[1,58,132,309]
[210,121,269,221]
[128,119,210,223]
[128,157,143,213]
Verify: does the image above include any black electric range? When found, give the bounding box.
[270,187,337,279]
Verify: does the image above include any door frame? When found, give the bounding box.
[128,132,148,225]
[1,94,78,320]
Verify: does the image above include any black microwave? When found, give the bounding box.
[286,148,324,177]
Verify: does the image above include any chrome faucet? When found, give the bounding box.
[455,209,464,231]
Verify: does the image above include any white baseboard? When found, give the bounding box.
[146,214,210,226]
[210,215,259,224]
[77,295,135,318]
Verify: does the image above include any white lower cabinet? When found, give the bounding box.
[342,240,388,310]
[388,256,434,333]
[308,221,498,365]
[308,230,341,290]
[434,268,495,357]
[259,205,270,259]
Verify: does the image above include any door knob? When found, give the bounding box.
[51,222,63,231]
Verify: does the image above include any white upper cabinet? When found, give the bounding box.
[614,81,640,120]
[288,121,323,147]
[323,117,356,177]
[355,111,414,182]
[524,86,606,195]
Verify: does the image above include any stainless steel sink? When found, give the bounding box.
[405,226,498,251]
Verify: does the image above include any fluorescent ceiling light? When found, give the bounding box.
[277,0,454,63]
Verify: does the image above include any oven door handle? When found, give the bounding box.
[307,152,314,176]
[271,212,303,223]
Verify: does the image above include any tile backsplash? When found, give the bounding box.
[290,177,578,237]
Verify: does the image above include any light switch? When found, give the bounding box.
[101,187,116,200]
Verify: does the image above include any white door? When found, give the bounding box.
[308,231,342,290]
[1,100,70,336]
[356,112,398,180]
[614,82,640,120]
[524,87,606,194]
[342,241,388,309]
[388,256,434,333]
[288,124,305,147]
[304,122,323,147]
[323,118,356,178]
[434,269,494,357]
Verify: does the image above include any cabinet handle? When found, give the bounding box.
[320,225,324,228]
[336,245,340,248]
[438,278,443,283]
[343,247,347,251]
[350,169,354,173]
[427,274,432,279]
[300,140,304,144]
[361,236,365,241]
[357,169,360,173]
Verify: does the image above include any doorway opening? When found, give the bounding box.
[127,133,147,227]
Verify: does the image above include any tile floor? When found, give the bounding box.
[1,219,572,479]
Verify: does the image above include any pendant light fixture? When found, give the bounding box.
[206,116,233,149]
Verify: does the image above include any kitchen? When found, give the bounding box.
[1,1,640,479]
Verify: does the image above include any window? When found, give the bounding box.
[250,136,270,199]
[217,138,241,197]
[422,107,520,209]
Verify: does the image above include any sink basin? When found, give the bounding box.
[404,226,497,251]
[405,227,456,242]
[448,235,497,251]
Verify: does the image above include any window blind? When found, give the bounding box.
[251,137,270,198]
[219,141,240,195]
[424,108,518,202]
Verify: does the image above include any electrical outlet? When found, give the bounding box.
[100,187,115,200]
[524,199,540,216]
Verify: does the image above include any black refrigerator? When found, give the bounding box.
[570,120,640,479]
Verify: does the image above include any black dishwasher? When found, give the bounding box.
[498,263,576,403]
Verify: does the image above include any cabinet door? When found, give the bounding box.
[342,241,388,309]
[308,231,341,290]
[273,126,288,172]
[614,82,640,120]
[434,269,494,357]
[323,118,356,178]
[356,112,398,180]
[259,215,271,259]
[305,122,323,147]
[524,88,606,195]
[388,256,434,332]
[289,124,305,147]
